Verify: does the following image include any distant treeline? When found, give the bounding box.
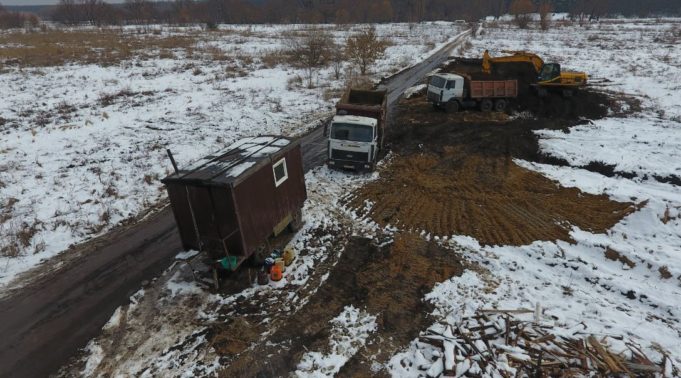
[3,0,680,27]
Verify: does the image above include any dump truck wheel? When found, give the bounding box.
[494,99,507,112]
[480,99,493,112]
[445,100,459,113]
[289,208,303,232]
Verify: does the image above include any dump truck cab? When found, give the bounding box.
[327,88,387,172]
[428,73,465,104]
[328,114,378,171]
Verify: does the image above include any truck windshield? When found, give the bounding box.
[430,76,446,88]
[330,123,373,142]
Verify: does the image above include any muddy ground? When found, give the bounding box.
[213,61,645,374]
[343,59,643,246]
[219,233,472,377]
[347,149,637,246]
[61,58,648,376]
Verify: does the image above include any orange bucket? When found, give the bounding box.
[271,265,283,281]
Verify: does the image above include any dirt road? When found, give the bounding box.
[0,32,470,378]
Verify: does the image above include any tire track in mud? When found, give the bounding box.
[347,149,637,247]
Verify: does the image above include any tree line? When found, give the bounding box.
[14,0,681,26]
[0,3,39,29]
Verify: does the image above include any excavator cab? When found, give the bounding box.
[538,63,562,83]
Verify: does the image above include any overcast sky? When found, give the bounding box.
[3,0,125,5]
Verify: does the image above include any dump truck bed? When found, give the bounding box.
[336,89,387,119]
[468,79,518,99]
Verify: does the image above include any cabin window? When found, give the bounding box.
[430,76,446,88]
[273,158,288,187]
[446,80,456,89]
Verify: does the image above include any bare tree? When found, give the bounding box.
[171,0,194,25]
[125,0,153,24]
[538,0,552,30]
[53,0,81,25]
[489,0,508,20]
[589,0,610,21]
[334,8,351,24]
[510,0,534,29]
[330,40,345,80]
[345,27,388,75]
[83,0,119,25]
[285,28,333,88]
[570,0,589,26]
[367,0,394,23]
[0,4,38,29]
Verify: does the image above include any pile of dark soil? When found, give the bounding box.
[221,234,468,376]
[347,149,637,246]
[388,86,628,163]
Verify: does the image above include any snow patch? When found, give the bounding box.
[296,305,377,377]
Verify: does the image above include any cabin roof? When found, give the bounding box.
[162,135,293,186]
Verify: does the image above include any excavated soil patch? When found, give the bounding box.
[221,234,468,376]
[389,89,629,162]
[347,149,637,246]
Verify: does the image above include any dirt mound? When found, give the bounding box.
[221,234,468,376]
[388,91,620,163]
[347,149,637,246]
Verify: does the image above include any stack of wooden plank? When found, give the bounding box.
[416,308,676,377]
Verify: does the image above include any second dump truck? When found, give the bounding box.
[427,72,518,113]
[327,88,388,171]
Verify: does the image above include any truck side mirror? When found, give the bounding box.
[323,121,329,137]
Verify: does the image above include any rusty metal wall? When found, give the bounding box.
[233,144,307,255]
[166,183,199,250]
[166,182,242,258]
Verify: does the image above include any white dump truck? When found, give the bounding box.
[327,89,387,171]
[427,72,518,113]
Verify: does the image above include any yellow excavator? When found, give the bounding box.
[482,50,588,96]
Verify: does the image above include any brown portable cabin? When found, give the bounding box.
[162,136,307,269]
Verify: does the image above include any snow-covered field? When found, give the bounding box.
[49,19,681,376]
[388,19,681,375]
[0,22,462,289]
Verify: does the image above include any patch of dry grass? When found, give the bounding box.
[0,30,197,67]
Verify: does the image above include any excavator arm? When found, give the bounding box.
[482,50,588,90]
[482,50,544,74]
